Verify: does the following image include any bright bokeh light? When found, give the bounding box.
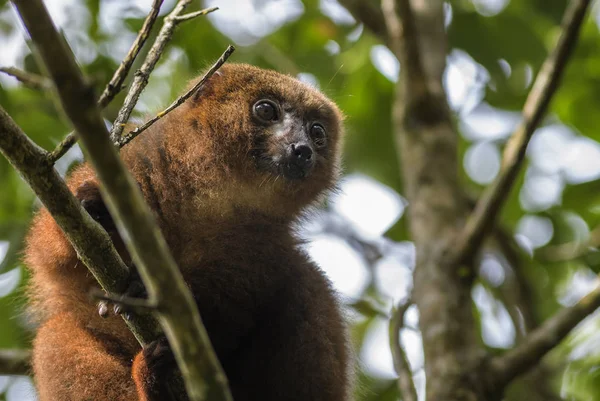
[319,0,355,26]
[296,72,320,89]
[0,241,8,264]
[360,317,424,379]
[374,256,412,302]
[330,174,405,239]
[471,0,510,16]
[445,50,486,113]
[306,234,369,299]
[413,370,426,401]
[370,45,400,83]
[479,254,506,287]
[325,40,341,55]
[0,267,21,298]
[461,103,520,141]
[402,329,424,371]
[464,141,501,184]
[563,137,600,184]
[0,376,9,394]
[527,124,600,184]
[360,318,396,378]
[6,377,37,401]
[519,172,564,212]
[515,215,554,249]
[528,125,574,174]
[204,0,304,46]
[559,268,599,307]
[472,284,515,349]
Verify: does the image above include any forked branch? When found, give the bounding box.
[49,0,165,163]
[109,2,218,143]
[489,281,600,388]
[389,299,418,401]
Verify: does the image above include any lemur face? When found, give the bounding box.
[187,63,344,211]
[249,96,334,181]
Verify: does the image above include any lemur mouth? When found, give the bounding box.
[283,162,310,179]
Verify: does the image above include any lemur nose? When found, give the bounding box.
[291,143,313,162]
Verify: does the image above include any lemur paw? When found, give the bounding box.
[132,337,178,400]
[97,277,147,319]
[76,181,116,231]
[142,337,176,373]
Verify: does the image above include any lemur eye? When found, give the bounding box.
[309,123,327,148]
[253,100,279,122]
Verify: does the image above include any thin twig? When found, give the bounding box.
[0,66,51,90]
[110,1,218,144]
[489,280,600,388]
[48,0,165,163]
[537,224,600,262]
[0,349,31,376]
[450,0,592,268]
[173,7,218,22]
[349,297,391,319]
[11,1,232,400]
[389,298,418,401]
[118,44,235,148]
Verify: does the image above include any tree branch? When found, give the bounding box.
[11,1,232,400]
[48,0,165,163]
[0,349,31,376]
[118,44,235,148]
[450,0,592,267]
[109,2,218,143]
[380,0,483,399]
[0,66,50,90]
[489,281,600,388]
[389,299,418,401]
[381,0,428,100]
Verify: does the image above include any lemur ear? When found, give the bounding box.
[191,69,225,103]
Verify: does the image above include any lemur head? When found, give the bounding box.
[180,63,345,216]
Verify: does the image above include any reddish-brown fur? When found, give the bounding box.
[25,63,350,401]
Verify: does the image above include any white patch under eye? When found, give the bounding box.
[272,112,295,138]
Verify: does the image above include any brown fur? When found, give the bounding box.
[25,63,350,401]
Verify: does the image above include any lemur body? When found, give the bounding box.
[25,64,350,401]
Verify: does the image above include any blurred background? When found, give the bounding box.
[1,0,600,400]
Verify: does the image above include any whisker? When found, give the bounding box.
[325,63,344,91]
